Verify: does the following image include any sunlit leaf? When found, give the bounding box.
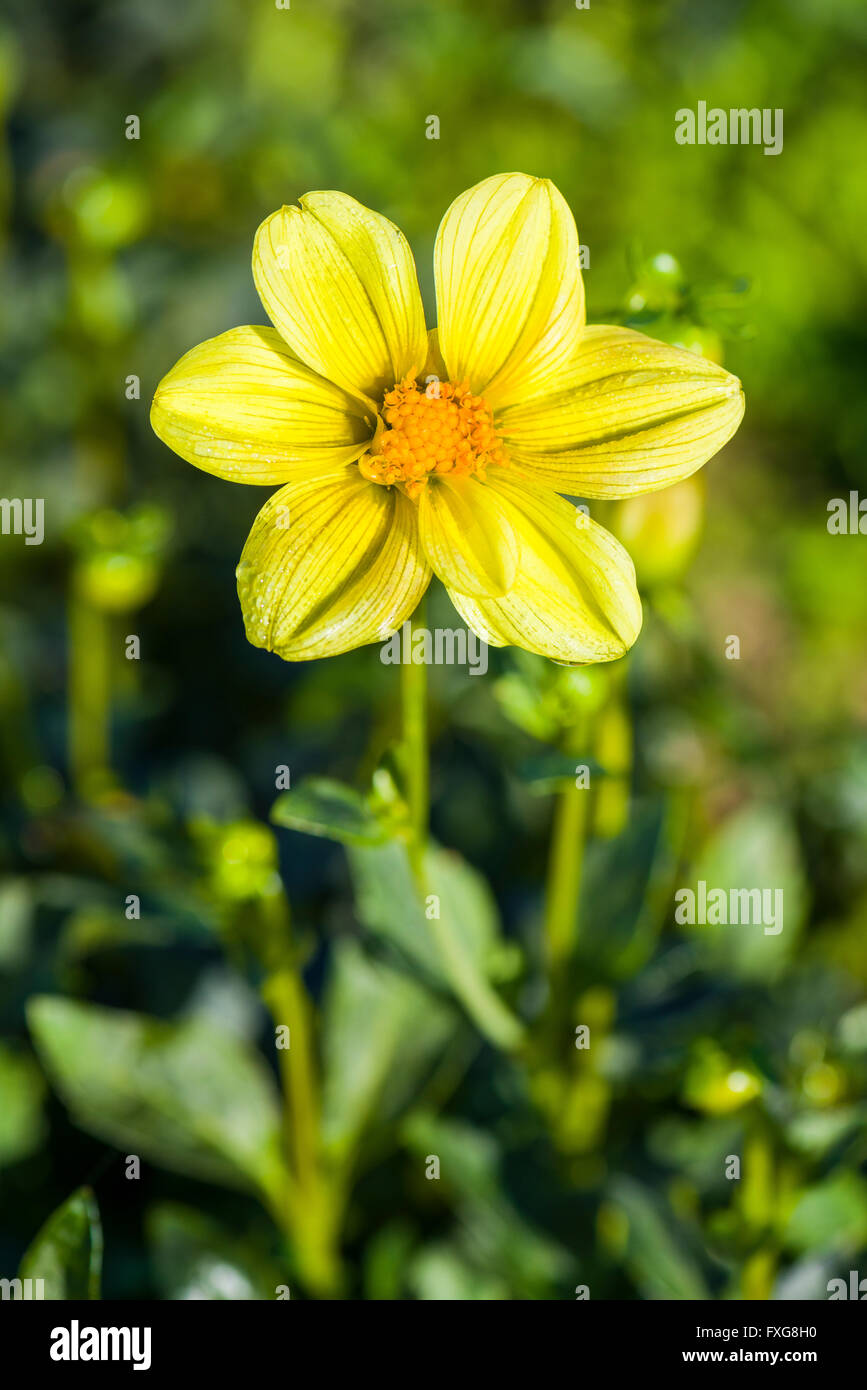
[409,1243,509,1301]
[784,1173,867,1254]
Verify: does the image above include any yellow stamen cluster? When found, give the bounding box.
[358,376,505,499]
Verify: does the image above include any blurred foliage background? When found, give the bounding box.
[1,0,866,1300]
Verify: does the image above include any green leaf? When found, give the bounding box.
[606,1177,709,1300]
[28,996,287,1206]
[493,657,608,745]
[147,1203,283,1300]
[348,841,505,983]
[409,1243,509,1301]
[347,840,523,1049]
[19,1188,102,1299]
[320,939,455,1161]
[0,878,32,967]
[773,1254,840,1302]
[683,802,808,981]
[403,1113,570,1297]
[363,1222,415,1301]
[784,1173,867,1254]
[646,1114,744,1192]
[578,801,669,976]
[785,1106,866,1157]
[838,1002,867,1054]
[348,840,441,978]
[517,752,605,793]
[0,1044,46,1168]
[271,777,391,846]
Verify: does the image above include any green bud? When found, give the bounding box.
[683,1043,762,1115]
[75,552,159,614]
[60,167,149,250]
[626,253,685,313]
[206,820,280,903]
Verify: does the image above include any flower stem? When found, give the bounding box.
[737,1113,778,1300]
[544,780,589,969]
[259,889,341,1297]
[401,594,428,876]
[399,596,524,1053]
[263,964,319,1195]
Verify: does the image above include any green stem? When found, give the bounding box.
[399,598,524,1052]
[544,781,589,970]
[737,1111,778,1299]
[262,965,320,1196]
[401,595,428,876]
[258,890,341,1297]
[740,1249,777,1301]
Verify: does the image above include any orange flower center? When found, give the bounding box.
[358,376,505,500]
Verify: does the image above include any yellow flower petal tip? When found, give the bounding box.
[236,472,430,662]
[498,325,745,498]
[251,191,428,404]
[435,172,585,410]
[152,175,744,663]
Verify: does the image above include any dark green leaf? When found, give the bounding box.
[19,1187,102,1300]
[347,841,523,1049]
[684,802,808,981]
[147,1203,283,1300]
[28,996,287,1205]
[517,752,606,792]
[271,778,391,846]
[578,801,669,976]
[606,1177,709,1300]
[321,939,455,1161]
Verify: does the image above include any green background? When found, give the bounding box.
[1,0,866,1300]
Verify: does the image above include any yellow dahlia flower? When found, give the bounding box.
[151,174,744,664]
